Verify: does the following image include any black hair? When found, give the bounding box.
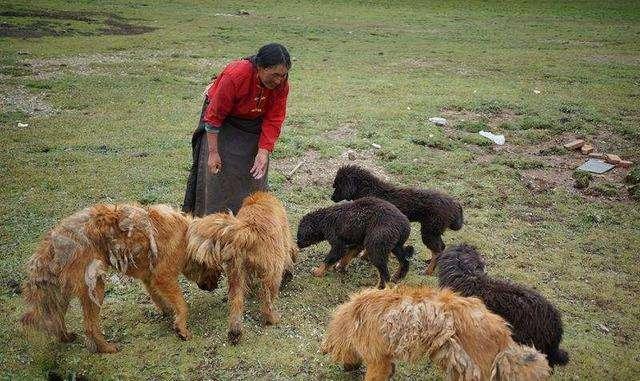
[246,43,291,69]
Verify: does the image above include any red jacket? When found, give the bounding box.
[203,59,289,152]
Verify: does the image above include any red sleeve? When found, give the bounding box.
[203,74,236,129]
[259,82,289,151]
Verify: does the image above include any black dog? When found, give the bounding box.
[297,197,414,289]
[331,165,463,274]
[437,244,569,367]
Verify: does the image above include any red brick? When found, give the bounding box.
[605,154,621,164]
[580,144,594,154]
[618,160,633,168]
[563,139,585,150]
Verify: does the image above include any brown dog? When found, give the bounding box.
[189,191,297,344]
[20,204,219,353]
[322,285,551,381]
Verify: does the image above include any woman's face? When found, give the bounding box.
[257,64,288,89]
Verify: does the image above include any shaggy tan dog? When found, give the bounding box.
[189,191,297,344]
[322,285,551,381]
[20,204,219,353]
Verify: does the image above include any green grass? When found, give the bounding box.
[1,0,640,380]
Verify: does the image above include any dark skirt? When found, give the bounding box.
[182,99,268,216]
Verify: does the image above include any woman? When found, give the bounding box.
[183,43,291,216]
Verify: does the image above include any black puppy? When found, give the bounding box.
[331,165,463,275]
[297,197,414,289]
[438,244,569,367]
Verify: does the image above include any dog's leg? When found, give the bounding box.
[52,292,76,343]
[143,279,172,316]
[152,277,192,340]
[420,225,445,276]
[391,246,410,283]
[260,272,282,326]
[79,281,117,353]
[227,262,246,345]
[334,248,359,273]
[365,252,390,289]
[313,240,346,277]
[363,356,394,381]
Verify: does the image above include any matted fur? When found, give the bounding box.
[188,191,297,345]
[438,244,569,367]
[331,165,463,275]
[296,197,414,289]
[21,204,219,353]
[322,285,551,381]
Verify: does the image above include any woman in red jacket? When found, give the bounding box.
[183,43,291,215]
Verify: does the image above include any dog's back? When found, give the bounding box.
[323,285,551,381]
[438,244,569,367]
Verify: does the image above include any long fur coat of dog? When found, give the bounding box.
[296,197,414,289]
[437,244,569,367]
[331,165,463,274]
[322,285,551,381]
[21,204,219,353]
[188,192,297,344]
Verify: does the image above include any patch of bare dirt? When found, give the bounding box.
[321,122,357,141]
[271,149,392,189]
[0,9,156,38]
[440,106,519,128]
[0,84,56,117]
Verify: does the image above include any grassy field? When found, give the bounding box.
[1,1,639,379]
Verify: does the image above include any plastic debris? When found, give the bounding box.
[577,159,615,174]
[371,143,381,149]
[17,122,29,127]
[428,117,448,126]
[478,130,505,145]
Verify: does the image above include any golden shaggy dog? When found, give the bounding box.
[20,204,219,353]
[322,285,551,381]
[188,191,298,345]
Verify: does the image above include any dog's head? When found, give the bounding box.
[183,260,221,291]
[331,165,372,202]
[490,343,551,381]
[296,212,325,248]
[439,244,486,274]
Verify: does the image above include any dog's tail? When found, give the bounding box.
[490,342,552,381]
[20,238,68,336]
[547,347,569,367]
[449,201,464,231]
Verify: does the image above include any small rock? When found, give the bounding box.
[618,160,633,168]
[347,150,356,160]
[17,122,29,127]
[533,89,541,94]
[371,143,381,149]
[130,151,149,158]
[580,144,594,154]
[605,154,621,165]
[597,323,610,334]
[237,10,250,15]
[428,117,448,126]
[563,139,585,150]
[588,152,605,159]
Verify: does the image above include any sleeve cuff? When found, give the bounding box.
[204,123,220,133]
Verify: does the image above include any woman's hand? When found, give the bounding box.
[250,148,269,179]
[208,151,222,174]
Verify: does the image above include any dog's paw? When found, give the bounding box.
[59,332,77,343]
[174,324,192,341]
[265,311,281,326]
[97,342,119,354]
[311,266,326,277]
[343,363,362,372]
[228,329,242,345]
